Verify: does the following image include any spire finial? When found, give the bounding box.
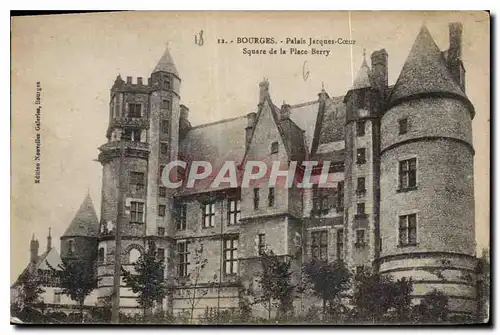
[363,48,366,60]
[31,233,35,241]
[48,227,51,237]
[321,81,325,91]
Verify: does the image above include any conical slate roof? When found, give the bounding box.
[388,25,467,106]
[153,46,179,76]
[352,56,371,90]
[62,194,99,238]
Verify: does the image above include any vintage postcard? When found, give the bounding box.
[10,11,490,325]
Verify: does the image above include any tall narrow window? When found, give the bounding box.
[128,103,142,118]
[177,242,189,277]
[158,205,166,217]
[223,238,238,275]
[357,148,366,164]
[356,203,365,216]
[161,120,170,135]
[337,181,344,211]
[98,247,105,263]
[122,128,141,142]
[258,234,266,255]
[355,229,366,248]
[228,198,241,225]
[202,202,216,228]
[68,240,74,256]
[270,141,279,154]
[311,230,328,261]
[162,99,171,110]
[129,172,145,193]
[356,120,366,136]
[399,214,417,246]
[157,248,165,261]
[253,188,260,210]
[399,158,417,190]
[130,201,145,223]
[357,177,366,194]
[160,142,169,156]
[399,118,408,135]
[312,185,333,215]
[157,227,165,236]
[268,188,275,207]
[159,186,167,198]
[176,203,187,231]
[336,229,344,260]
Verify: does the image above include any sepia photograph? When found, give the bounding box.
[10,11,490,325]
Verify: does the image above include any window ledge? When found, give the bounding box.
[354,214,368,219]
[396,186,418,193]
[356,160,367,165]
[130,221,144,225]
[355,190,366,196]
[397,243,418,248]
[354,243,367,249]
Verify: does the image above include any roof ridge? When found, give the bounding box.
[190,115,247,130]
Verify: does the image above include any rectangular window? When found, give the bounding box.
[223,238,238,275]
[159,186,167,198]
[337,229,344,260]
[355,229,366,248]
[202,202,216,228]
[130,201,145,223]
[356,148,366,164]
[357,177,366,194]
[337,181,344,211]
[158,205,166,217]
[177,242,189,277]
[158,164,165,183]
[268,188,275,207]
[356,203,365,216]
[161,120,170,135]
[157,248,165,261]
[162,99,171,110]
[228,198,241,225]
[128,103,142,118]
[312,185,334,215]
[258,233,266,255]
[53,291,61,304]
[253,188,260,210]
[270,141,279,154]
[356,265,365,276]
[399,118,408,135]
[399,213,417,246]
[399,158,417,190]
[176,203,187,231]
[160,142,169,156]
[129,172,145,193]
[356,120,366,136]
[122,128,141,142]
[157,227,165,236]
[311,230,328,261]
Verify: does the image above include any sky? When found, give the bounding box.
[11,11,490,282]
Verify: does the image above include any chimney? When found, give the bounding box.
[371,49,388,97]
[126,76,132,84]
[137,77,143,85]
[448,22,465,92]
[280,102,291,120]
[46,227,52,252]
[245,112,257,149]
[180,104,189,120]
[179,104,192,140]
[259,78,270,104]
[30,234,39,264]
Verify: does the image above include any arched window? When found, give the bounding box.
[129,248,141,264]
[98,247,105,263]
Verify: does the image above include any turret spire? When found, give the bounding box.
[153,45,179,76]
[351,50,372,90]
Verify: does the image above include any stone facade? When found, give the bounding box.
[42,22,479,320]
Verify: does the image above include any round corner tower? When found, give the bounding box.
[378,24,477,316]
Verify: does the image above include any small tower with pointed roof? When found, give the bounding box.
[342,49,386,270]
[379,23,476,316]
[60,194,99,264]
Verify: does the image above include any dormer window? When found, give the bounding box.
[128,103,142,118]
[270,141,279,154]
[399,118,408,135]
